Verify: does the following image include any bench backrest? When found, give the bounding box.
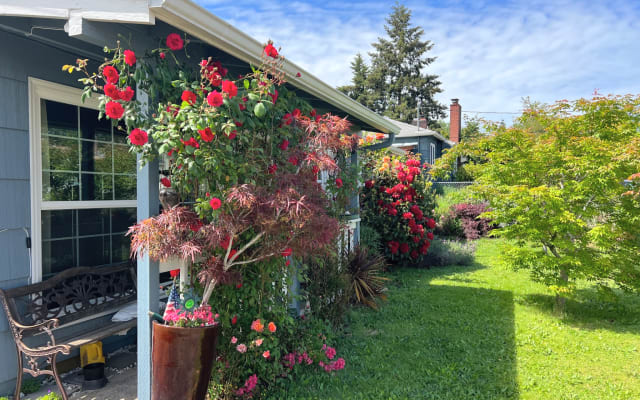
[0,263,137,337]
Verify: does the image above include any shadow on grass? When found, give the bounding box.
[521,288,640,334]
[284,262,519,400]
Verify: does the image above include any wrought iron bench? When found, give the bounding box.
[0,263,137,400]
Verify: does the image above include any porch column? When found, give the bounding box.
[136,93,159,400]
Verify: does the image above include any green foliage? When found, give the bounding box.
[434,185,473,218]
[340,4,444,123]
[21,378,41,395]
[433,115,483,142]
[420,239,476,267]
[301,245,351,327]
[432,95,640,307]
[36,392,63,400]
[346,246,389,309]
[358,224,382,256]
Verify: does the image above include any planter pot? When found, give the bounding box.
[152,321,220,400]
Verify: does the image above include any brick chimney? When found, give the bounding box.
[412,117,428,129]
[449,99,461,143]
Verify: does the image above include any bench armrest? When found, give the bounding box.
[13,318,60,333]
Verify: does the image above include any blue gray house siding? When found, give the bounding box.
[0,25,95,395]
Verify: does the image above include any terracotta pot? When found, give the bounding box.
[152,321,220,400]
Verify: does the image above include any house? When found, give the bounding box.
[388,99,462,165]
[0,1,399,397]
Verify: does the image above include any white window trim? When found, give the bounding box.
[430,143,436,165]
[28,78,136,283]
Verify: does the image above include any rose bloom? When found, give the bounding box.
[128,128,148,146]
[262,350,270,359]
[268,322,276,333]
[231,315,238,325]
[207,91,223,107]
[119,86,135,102]
[102,65,119,84]
[253,338,263,347]
[335,178,343,188]
[251,319,264,333]
[221,80,238,98]
[123,49,136,66]
[169,269,179,278]
[104,84,120,100]
[227,130,237,140]
[231,336,238,344]
[181,90,197,105]
[166,33,184,51]
[281,248,292,257]
[198,127,215,142]
[105,101,124,119]
[236,344,247,353]
[160,177,171,187]
[279,139,289,151]
[263,43,278,58]
[209,197,222,210]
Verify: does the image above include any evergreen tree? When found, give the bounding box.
[338,53,369,106]
[363,3,445,123]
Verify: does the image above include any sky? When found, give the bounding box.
[194,0,640,125]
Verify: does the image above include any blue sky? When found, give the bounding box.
[195,0,640,124]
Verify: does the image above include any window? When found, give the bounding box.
[29,78,137,282]
[430,143,436,165]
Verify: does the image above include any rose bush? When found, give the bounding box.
[361,152,437,263]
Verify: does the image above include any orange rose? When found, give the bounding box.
[268,322,276,333]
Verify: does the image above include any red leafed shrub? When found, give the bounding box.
[447,203,493,240]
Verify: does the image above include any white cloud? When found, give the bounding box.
[195,0,640,124]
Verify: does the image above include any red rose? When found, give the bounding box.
[236,283,242,289]
[427,218,436,229]
[170,269,180,278]
[400,243,410,254]
[335,178,343,188]
[402,212,413,220]
[180,137,199,148]
[279,139,289,151]
[268,164,278,174]
[288,156,299,166]
[310,109,316,117]
[198,127,215,142]
[209,197,222,210]
[281,248,293,257]
[166,33,184,51]
[221,80,238,98]
[119,86,135,102]
[235,121,243,127]
[207,91,223,107]
[427,232,434,240]
[105,101,124,120]
[264,43,278,58]
[231,315,238,325]
[208,72,222,87]
[161,177,171,187]
[411,250,419,259]
[124,49,136,66]
[181,90,197,105]
[292,108,301,118]
[129,128,148,146]
[159,52,166,59]
[282,113,293,126]
[102,65,119,84]
[228,131,237,140]
[364,180,374,188]
[104,84,120,100]
[296,72,301,77]
[285,259,291,266]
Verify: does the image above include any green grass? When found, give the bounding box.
[280,239,640,399]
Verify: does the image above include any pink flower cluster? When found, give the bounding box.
[319,357,345,372]
[322,344,337,360]
[164,305,217,326]
[283,351,314,370]
[236,374,258,397]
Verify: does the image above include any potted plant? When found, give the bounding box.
[69,35,355,398]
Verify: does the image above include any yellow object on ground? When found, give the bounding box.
[80,342,105,367]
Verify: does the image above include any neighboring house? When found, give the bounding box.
[387,99,463,165]
[0,1,399,396]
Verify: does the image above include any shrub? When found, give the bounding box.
[21,378,41,395]
[451,203,493,239]
[347,246,388,309]
[361,153,437,263]
[420,239,476,267]
[301,246,351,327]
[359,223,382,256]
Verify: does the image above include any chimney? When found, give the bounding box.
[449,99,461,143]
[412,118,428,129]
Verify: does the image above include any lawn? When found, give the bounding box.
[280,238,640,399]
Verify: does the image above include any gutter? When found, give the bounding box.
[151,0,400,135]
[360,133,396,152]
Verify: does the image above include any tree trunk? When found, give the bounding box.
[554,268,568,314]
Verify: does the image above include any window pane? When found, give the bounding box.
[112,233,131,263]
[81,141,112,173]
[112,208,137,233]
[42,136,79,172]
[114,175,136,200]
[80,108,111,141]
[78,209,110,236]
[81,173,113,200]
[42,171,79,201]
[113,123,128,144]
[41,100,78,138]
[113,145,136,174]
[79,235,110,266]
[42,210,75,240]
[42,238,76,277]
